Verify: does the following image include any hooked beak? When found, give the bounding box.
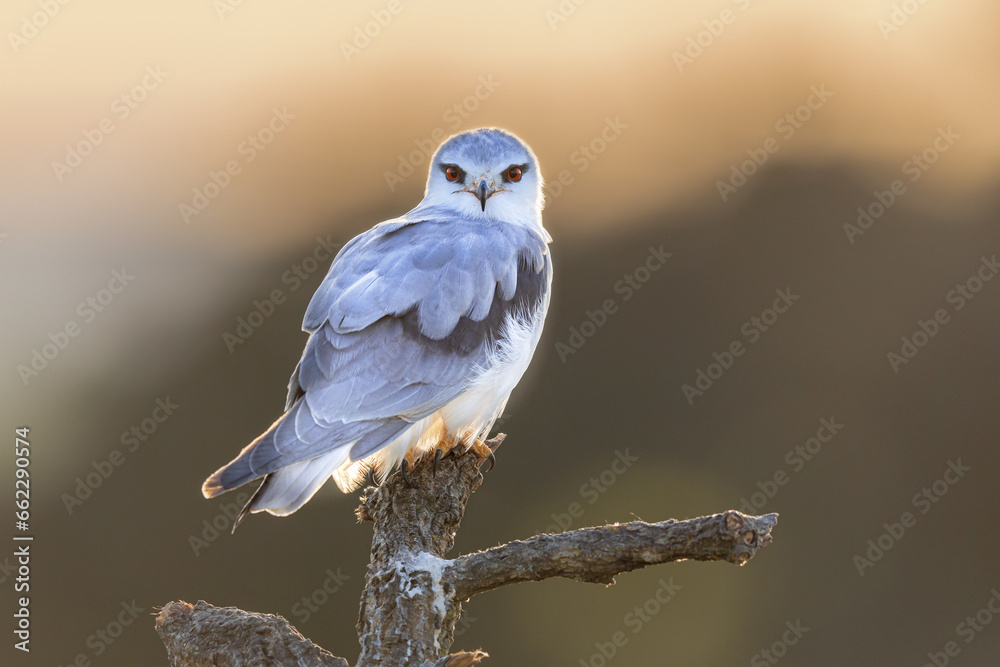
[475,179,494,211]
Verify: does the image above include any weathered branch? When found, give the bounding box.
[155,600,349,666]
[352,435,505,666]
[448,511,778,600]
[157,436,778,665]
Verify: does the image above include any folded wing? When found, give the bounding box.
[202,213,550,511]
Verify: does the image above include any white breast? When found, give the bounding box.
[344,298,548,487]
[441,302,547,442]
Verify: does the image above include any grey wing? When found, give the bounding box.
[203,214,549,496]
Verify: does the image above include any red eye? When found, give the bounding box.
[506,166,522,182]
[445,166,460,182]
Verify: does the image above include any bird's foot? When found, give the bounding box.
[469,438,496,473]
[431,435,460,477]
[399,449,420,487]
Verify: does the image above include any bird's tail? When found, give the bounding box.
[202,398,413,529]
[230,447,352,530]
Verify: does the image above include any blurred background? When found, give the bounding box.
[3,0,1000,664]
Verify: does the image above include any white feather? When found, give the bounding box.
[342,300,548,483]
[252,446,351,516]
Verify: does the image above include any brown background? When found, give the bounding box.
[2,1,999,665]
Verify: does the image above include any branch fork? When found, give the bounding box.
[158,436,778,665]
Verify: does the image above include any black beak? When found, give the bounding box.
[476,179,491,211]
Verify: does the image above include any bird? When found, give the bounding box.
[202,127,553,528]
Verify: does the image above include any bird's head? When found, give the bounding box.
[424,128,546,234]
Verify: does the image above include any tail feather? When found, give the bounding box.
[203,399,361,499]
[201,407,297,499]
[233,447,352,530]
[202,401,417,529]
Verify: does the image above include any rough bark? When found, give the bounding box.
[155,600,349,667]
[157,435,778,666]
[447,511,778,600]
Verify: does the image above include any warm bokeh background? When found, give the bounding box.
[3,1,1000,665]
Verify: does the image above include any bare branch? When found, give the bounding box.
[158,438,779,665]
[155,600,349,667]
[448,511,778,601]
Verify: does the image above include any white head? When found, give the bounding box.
[423,128,547,237]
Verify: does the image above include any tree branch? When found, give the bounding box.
[155,600,349,667]
[448,511,778,600]
[157,437,778,665]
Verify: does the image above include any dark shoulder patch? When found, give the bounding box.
[399,248,550,357]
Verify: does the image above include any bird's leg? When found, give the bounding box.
[431,434,459,477]
[469,438,496,473]
[399,448,419,487]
